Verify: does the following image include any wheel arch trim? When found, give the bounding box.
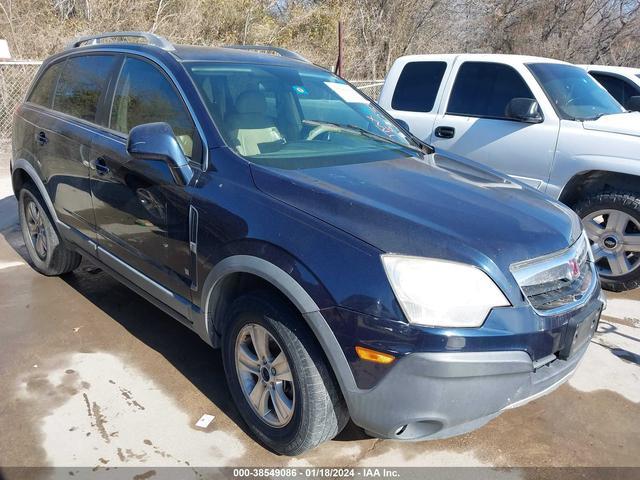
[198,254,359,394]
[558,169,640,206]
[12,159,60,224]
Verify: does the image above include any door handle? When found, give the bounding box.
[94,157,110,175]
[36,131,48,146]
[434,126,455,139]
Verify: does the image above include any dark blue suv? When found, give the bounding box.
[11,32,604,455]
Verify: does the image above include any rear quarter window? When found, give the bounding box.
[27,61,65,108]
[391,61,447,112]
[52,55,117,123]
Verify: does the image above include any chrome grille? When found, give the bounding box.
[510,233,596,314]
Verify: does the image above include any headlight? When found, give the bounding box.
[381,255,510,328]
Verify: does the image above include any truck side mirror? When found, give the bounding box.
[394,118,411,132]
[127,122,193,186]
[626,96,640,112]
[505,98,543,123]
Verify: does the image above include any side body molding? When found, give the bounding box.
[198,255,360,396]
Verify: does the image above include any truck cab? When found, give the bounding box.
[379,54,640,292]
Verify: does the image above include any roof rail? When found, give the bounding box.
[66,31,175,51]
[224,45,309,63]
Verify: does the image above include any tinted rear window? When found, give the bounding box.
[447,62,534,119]
[590,72,639,107]
[52,55,117,122]
[28,61,65,108]
[391,61,447,112]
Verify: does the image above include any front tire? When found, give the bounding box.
[575,192,640,292]
[18,182,82,276]
[222,292,348,455]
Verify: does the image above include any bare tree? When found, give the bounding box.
[0,0,638,75]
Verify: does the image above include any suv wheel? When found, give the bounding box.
[575,192,640,292]
[222,292,348,455]
[18,183,82,276]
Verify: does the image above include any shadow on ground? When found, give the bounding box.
[0,196,367,453]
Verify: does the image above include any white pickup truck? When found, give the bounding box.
[378,54,640,291]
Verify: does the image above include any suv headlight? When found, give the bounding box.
[381,254,510,328]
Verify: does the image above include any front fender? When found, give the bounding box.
[549,122,640,199]
[195,253,361,403]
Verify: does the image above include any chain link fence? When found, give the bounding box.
[0,61,42,139]
[0,62,382,140]
[350,80,384,102]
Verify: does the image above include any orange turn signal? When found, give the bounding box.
[355,346,395,364]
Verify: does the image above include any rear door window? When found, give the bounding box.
[109,57,195,157]
[590,72,638,107]
[28,61,65,108]
[447,62,534,119]
[391,61,447,112]
[52,55,117,123]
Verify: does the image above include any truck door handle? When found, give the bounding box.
[434,126,455,139]
[36,131,48,146]
[94,157,110,175]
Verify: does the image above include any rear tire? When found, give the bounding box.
[222,291,348,455]
[18,182,82,276]
[574,191,640,292]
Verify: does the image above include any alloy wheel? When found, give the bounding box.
[582,209,640,277]
[234,323,295,428]
[25,197,48,260]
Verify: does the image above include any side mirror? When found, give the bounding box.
[625,96,640,112]
[127,122,193,186]
[505,98,543,123]
[394,118,411,132]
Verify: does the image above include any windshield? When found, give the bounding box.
[528,63,625,121]
[186,62,418,169]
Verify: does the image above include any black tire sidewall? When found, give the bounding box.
[222,296,307,452]
[18,185,61,274]
[575,192,640,291]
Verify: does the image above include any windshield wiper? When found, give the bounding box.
[303,120,427,155]
[583,112,610,121]
[582,110,632,121]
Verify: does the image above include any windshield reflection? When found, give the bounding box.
[528,63,624,121]
[188,62,420,169]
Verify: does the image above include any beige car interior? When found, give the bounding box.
[225,90,284,156]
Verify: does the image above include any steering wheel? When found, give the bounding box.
[307,124,338,140]
[566,94,590,107]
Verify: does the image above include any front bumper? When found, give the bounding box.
[343,297,603,440]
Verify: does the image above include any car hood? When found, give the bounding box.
[582,112,640,137]
[251,153,578,273]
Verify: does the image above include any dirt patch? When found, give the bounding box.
[602,315,640,329]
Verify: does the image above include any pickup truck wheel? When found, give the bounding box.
[18,183,82,276]
[575,192,640,292]
[222,291,348,455]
